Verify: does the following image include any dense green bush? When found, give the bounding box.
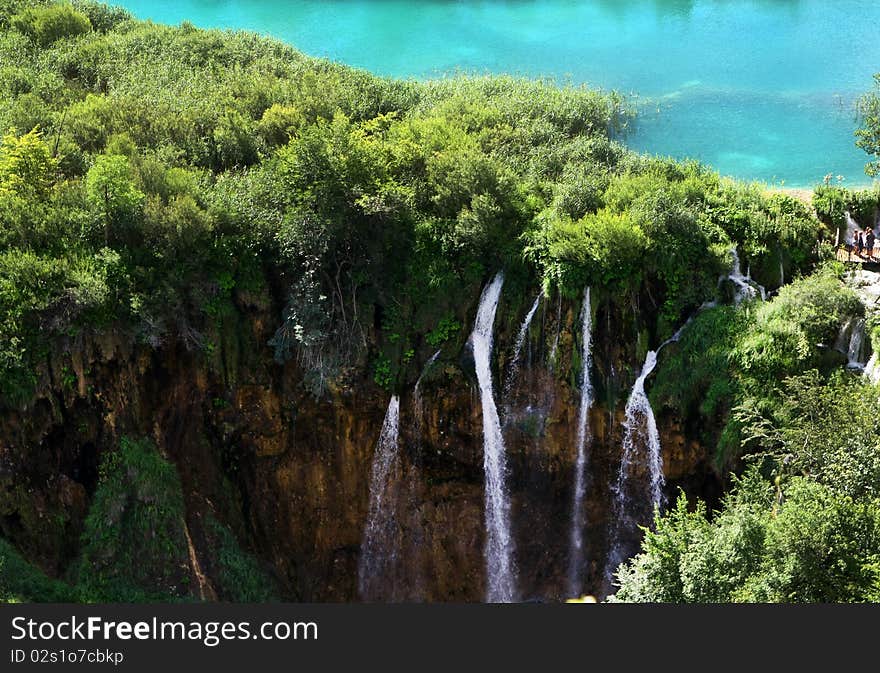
[11,2,90,46]
[652,265,865,467]
[732,265,861,383]
[613,471,880,603]
[616,361,880,604]
[207,517,277,602]
[0,538,75,603]
[73,437,191,602]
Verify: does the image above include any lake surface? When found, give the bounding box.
[115,0,880,188]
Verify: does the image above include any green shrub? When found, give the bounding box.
[0,538,74,603]
[207,518,276,602]
[12,3,91,46]
[613,472,880,603]
[73,437,191,602]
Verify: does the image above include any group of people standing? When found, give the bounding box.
[849,227,878,261]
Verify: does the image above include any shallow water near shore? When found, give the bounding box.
[116,0,880,188]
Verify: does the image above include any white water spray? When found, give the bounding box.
[504,292,542,398]
[847,318,868,368]
[470,272,516,602]
[358,395,401,601]
[727,246,766,303]
[621,351,665,508]
[845,211,861,243]
[605,350,664,586]
[567,287,593,598]
[414,349,442,420]
[865,352,880,385]
[835,318,871,371]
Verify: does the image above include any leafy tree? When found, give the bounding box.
[85,153,144,243]
[0,127,56,198]
[856,73,880,177]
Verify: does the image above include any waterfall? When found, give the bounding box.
[727,246,766,303]
[847,318,867,368]
[566,287,593,598]
[865,352,880,385]
[404,350,442,602]
[836,318,870,369]
[358,395,402,601]
[414,349,442,421]
[503,291,542,398]
[606,349,665,586]
[845,211,861,243]
[470,272,517,603]
[622,351,665,508]
[779,256,785,287]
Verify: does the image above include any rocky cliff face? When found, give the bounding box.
[0,280,722,602]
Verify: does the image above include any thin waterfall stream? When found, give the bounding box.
[470,272,517,603]
[566,286,593,598]
[358,395,402,601]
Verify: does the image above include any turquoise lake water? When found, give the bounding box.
[115,1,880,188]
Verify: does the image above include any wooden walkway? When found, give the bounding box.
[836,247,879,264]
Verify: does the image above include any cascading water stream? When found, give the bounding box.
[358,395,402,601]
[621,351,665,508]
[401,349,442,602]
[566,287,593,598]
[865,352,880,385]
[845,211,861,243]
[847,319,868,368]
[604,350,663,587]
[503,292,542,399]
[726,246,766,303]
[470,272,517,603]
[835,318,870,371]
[414,350,442,422]
[603,302,715,589]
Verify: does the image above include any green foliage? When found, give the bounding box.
[527,208,648,293]
[0,537,74,603]
[0,1,828,405]
[737,371,880,500]
[11,2,90,46]
[812,185,848,229]
[731,266,861,383]
[0,127,57,198]
[856,73,880,177]
[207,517,276,602]
[652,266,866,466]
[426,315,461,347]
[85,153,144,229]
[813,185,880,234]
[373,352,392,390]
[651,305,744,453]
[613,472,880,603]
[74,437,191,602]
